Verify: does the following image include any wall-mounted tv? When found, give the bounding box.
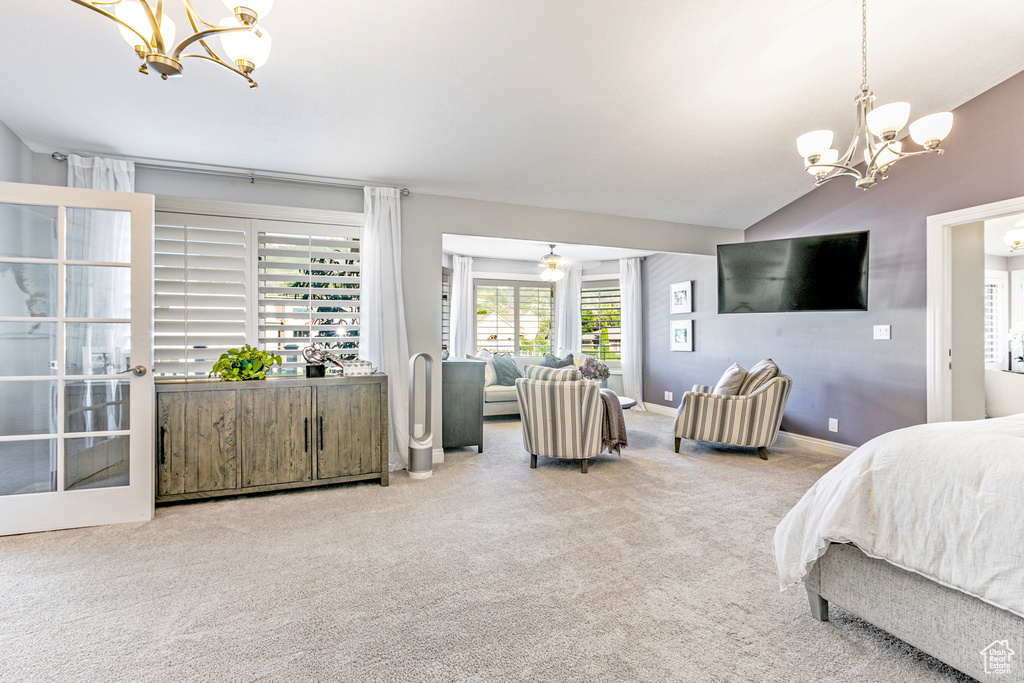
[718,231,869,314]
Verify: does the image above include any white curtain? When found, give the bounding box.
[552,264,582,356]
[360,187,410,470]
[66,155,136,442]
[449,254,474,358]
[619,258,646,411]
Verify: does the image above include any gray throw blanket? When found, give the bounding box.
[600,389,628,454]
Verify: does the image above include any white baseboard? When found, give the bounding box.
[432,447,444,464]
[775,431,856,458]
[640,404,854,458]
[643,402,677,417]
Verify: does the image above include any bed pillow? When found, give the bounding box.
[738,358,780,395]
[712,363,747,396]
[490,352,523,386]
[541,352,574,368]
[466,350,495,387]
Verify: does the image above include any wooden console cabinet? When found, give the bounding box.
[155,375,388,503]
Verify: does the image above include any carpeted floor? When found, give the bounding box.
[0,411,969,682]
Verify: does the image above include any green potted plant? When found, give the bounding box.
[209,344,283,381]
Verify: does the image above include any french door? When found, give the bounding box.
[0,181,153,535]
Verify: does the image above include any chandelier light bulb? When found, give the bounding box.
[909,112,954,148]
[866,102,911,139]
[222,0,274,22]
[865,141,902,170]
[219,18,272,69]
[806,148,839,176]
[1003,229,1024,251]
[797,130,834,160]
[115,1,175,50]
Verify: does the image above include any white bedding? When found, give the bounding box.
[774,413,1024,618]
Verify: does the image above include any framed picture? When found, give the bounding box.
[670,281,693,314]
[670,320,693,352]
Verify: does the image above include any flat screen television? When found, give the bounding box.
[717,231,869,313]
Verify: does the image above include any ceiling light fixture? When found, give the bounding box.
[538,244,565,283]
[796,0,952,190]
[69,0,273,88]
[1004,228,1024,252]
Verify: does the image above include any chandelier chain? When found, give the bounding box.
[860,0,868,93]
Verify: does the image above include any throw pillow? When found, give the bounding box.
[712,363,747,396]
[524,364,581,381]
[490,352,522,386]
[466,350,495,387]
[738,358,780,395]
[541,352,574,368]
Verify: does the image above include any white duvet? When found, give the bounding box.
[774,413,1024,618]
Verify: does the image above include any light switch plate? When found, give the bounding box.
[664,391,673,402]
[873,325,891,340]
[828,418,839,433]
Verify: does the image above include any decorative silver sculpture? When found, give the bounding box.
[302,343,345,369]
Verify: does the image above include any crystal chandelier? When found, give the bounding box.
[538,244,565,283]
[796,0,953,190]
[69,0,273,88]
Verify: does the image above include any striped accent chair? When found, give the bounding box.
[673,363,792,460]
[515,364,604,473]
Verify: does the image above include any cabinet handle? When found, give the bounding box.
[318,415,324,451]
[304,417,309,453]
[159,426,167,465]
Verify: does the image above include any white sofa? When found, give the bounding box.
[483,356,547,416]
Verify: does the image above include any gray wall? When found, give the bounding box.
[0,120,32,184]
[727,70,1024,445]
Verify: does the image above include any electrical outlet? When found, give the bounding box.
[664,391,673,402]
[873,325,891,340]
[828,418,839,433]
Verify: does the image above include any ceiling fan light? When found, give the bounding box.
[866,102,911,139]
[219,18,272,68]
[115,1,175,50]
[909,112,953,147]
[797,130,834,160]
[221,0,273,21]
[539,266,564,283]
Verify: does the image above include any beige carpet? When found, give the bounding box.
[0,411,968,682]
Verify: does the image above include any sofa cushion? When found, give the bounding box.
[466,350,495,386]
[490,352,523,386]
[484,384,518,403]
[541,352,574,368]
[738,358,780,395]
[523,365,581,381]
[712,363,747,396]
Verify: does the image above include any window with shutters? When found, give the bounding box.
[153,200,362,378]
[441,266,451,353]
[581,281,621,362]
[984,270,1008,370]
[474,280,552,356]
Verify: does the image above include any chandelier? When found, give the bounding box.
[69,0,273,88]
[538,244,565,283]
[1004,225,1024,252]
[796,0,953,190]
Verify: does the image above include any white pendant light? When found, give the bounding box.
[114,0,175,51]
[795,0,952,190]
[219,18,272,70]
[1003,229,1024,252]
[538,244,565,283]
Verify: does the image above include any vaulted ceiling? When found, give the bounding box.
[2,1,1023,228]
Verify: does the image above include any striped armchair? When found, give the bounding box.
[673,361,792,460]
[515,364,603,473]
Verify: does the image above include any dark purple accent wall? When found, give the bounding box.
[644,70,1024,446]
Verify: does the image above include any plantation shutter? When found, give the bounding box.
[581,281,622,362]
[257,221,361,375]
[153,212,249,377]
[441,266,452,353]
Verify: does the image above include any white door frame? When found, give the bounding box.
[926,194,1024,422]
[0,181,154,535]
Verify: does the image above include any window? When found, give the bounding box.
[581,281,621,362]
[153,201,362,378]
[474,281,552,356]
[984,270,1008,370]
[441,266,451,353]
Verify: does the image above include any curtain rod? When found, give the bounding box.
[50,152,410,196]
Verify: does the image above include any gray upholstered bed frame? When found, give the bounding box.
[806,543,1024,682]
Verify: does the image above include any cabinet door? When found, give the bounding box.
[184,390,238,493]
[240,386,312,488]
[156,392,186,497]
[317,383,381,478]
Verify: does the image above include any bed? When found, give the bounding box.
[774,414,1024,682]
